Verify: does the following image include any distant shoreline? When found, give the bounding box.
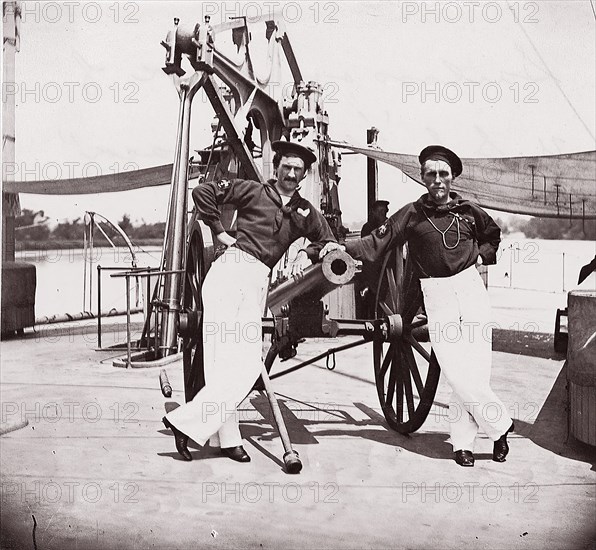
[15,239,164,251]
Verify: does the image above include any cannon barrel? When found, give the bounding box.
[267,249,356,314]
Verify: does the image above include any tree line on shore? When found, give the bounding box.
[15,212,165,247]
[15,209,596,246]
[492,216,595,240]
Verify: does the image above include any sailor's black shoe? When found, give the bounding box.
[493,422,515,463]
[454,450,475,467]
[221,445,251,463]
[162,417,192,461]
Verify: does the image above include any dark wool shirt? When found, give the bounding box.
[345,193,501,278]
[361,219,386,238]
[193,178,336,269]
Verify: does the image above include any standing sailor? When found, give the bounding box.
[163,141,336,462]
[321,145,514,467]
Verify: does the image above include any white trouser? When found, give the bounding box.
[420,265,512,451]
[166,247,270,448]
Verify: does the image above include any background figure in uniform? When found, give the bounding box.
[361,200,389,238]
[163,141,336,463]
[320,145,514,467]
[359,200,389,317]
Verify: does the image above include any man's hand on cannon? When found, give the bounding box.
[319,242,345,259]
[291,249,311,277]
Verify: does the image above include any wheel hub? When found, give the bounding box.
[382,313,403,340]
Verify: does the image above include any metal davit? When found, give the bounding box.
[157,72,205,359]
[117,14,343,368]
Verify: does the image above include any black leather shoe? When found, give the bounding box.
[221,445,251,463]
[162,417,192,461]
[454,450,475,467]
[493,422,515,462]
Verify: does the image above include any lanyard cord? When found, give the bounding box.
[423,211,461,249]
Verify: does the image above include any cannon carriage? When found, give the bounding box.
[146,14,442,470]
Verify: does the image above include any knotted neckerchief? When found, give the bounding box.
[421,193,459,213]
[264,180,305,233]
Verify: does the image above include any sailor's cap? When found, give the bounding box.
[418,145,463,178]
[272,140,317,168]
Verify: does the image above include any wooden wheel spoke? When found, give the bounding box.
[406,334,432,363]
[385,358,398,408]
[386,269,398,311]
[410,315,427,330]
[404,344,424,396]
[186,272,201,308]
[185,245,203,308]
[401,348,415,418]
[395,345,404,424]
[379,301,393,316]
[184,334,197,350]
[379,342,395,379]
[373,339,382,375]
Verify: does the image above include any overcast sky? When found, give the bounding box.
[9,1,596,226]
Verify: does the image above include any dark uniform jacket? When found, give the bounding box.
[345,192,501,279]
[361,219,385,238]
[193,178,336,269]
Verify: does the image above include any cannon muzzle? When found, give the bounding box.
[267,249,356,314]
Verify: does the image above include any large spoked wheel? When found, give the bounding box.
[181,222,211,402]
[373,247,441,434]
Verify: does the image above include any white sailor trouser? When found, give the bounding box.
[420,265,512,451]
[166,247,270,448]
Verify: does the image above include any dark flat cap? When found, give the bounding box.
[272,140,317,167]
[419,145,462,177]
[372,200,390,208]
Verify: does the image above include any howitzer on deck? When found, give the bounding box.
[60,10,591,471]
[103,13,448,471]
